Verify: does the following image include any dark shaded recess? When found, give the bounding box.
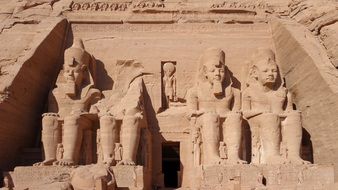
[162,142,180,188]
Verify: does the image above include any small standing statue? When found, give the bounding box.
[2,174,13,190]
[162,62,177,107]
[114,143,123,164]
[219,141,228,159]
[192,127,202,166]
[96,129,103,163]
[56,143,64,160]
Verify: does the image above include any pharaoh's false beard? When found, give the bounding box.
[212,80,223,96]
[65,80,76,97]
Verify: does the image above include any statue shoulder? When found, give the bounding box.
[231,87,240,96]
[50,86,62,98]
[242,86,253,98]
[187,86,198,97]
[276,87,288,97]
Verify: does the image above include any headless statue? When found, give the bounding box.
[242,48,309,164]
[96,60,144,166]
[187,48,245,165]
[35,38,101,166]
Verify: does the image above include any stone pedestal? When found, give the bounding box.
[7,166,73,190]
[112,165,146,190]
[5,165,147,190]
[196,164,334,190]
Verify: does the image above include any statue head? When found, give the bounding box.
[63,38,94,96]
[163,62,175,78]
[198,48,229,96]
[248,49,280,89]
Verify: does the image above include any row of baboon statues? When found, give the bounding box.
[34,38,309,167]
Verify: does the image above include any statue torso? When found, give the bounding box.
[246,85,287,114]
[51,85,91,118]
[196,82,233,114]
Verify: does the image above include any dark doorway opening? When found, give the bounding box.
[162,142,180,188]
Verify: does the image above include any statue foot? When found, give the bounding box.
[53,159,75,166]
[287,157,311,165]
[117,159,136,166]
[33,159,56,166]
[226,158,247,165]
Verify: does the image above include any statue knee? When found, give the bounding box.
[225,112,242,123]
[203,112,219,125]
[100,115,116,129]
[122,115,140,128]
[64,115,81,125]
[42,115,59,131]
[259,113,279,124]
[286,111,301,121]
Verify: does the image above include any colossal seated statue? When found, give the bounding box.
[35,38,101,166]
[242,49,309,165]
[187,48,245,165]
[94,60,145,166]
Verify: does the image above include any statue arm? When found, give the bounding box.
[173,77,177,97]
[232,88,241,112]
[187,87,198,111]
[187,87,204,117]
[119,77,144,118]
[81,88,102,110]
[286,90,294,111]
[47,90,58,113]
[242,89,262,119]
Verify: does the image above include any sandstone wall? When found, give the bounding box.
[273,19,338,180]
[0,0,338,183]
[0,18,67,170]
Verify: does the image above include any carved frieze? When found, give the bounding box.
[70,0,165,12]
[133,0,165,9]
[71,1,132,12]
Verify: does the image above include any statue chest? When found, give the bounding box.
[250,90,286,113]
[53,89,83,118]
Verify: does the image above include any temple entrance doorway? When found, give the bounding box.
[162,142,180,188]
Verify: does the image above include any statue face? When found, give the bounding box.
[63,61,85,86]
[163,62,175,77]
[204,60,225,84]
[164,69,174,77]
[255,60,278,86]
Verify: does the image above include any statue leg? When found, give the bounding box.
[34,115,61,166]
[56,115,90,166]
[119,115,141,165]
[223,112,246,164]
[258,113,283,164]
[202,112,221,165]
[100,115,118,166]
[282,111,310,164]
[247,117,261,164]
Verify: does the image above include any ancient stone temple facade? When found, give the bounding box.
[1,0,338,189]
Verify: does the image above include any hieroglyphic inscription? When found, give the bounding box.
[133,0,165,9]
[70,1,165,12]
[71,1,132,12]
[210,1,269,10]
